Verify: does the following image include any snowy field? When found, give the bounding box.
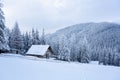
[0,54,120,80]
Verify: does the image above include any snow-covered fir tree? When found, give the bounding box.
[69,33,78,61]
[77,37,90,63]
[31,28,40,45]
[23,32,32,52]
[58,35,70,61]
[9,22,24,53]
[35,29,41,44]
[0,1,9,53]
[31,28,36,45]
[41,28,46,45]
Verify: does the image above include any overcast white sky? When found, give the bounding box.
[3,0,120,33]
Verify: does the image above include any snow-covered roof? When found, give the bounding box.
[26,45,50,55]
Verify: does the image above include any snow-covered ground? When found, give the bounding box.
[0,53,120,80]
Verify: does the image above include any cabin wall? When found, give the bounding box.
[44,49,53,58]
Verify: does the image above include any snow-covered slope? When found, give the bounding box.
[48,22,120,48]
[0,54,120,80]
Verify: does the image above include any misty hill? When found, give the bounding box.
[46,22,120,66]
[51,22,120,47]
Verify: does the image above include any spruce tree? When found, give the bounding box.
[41,28,46,45]
[0,0,9,53]
[31,28,40,45]
[9,22,23,53]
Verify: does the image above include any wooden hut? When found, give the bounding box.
[26,45,53,58]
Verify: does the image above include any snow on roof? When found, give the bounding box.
[26,45,50,55]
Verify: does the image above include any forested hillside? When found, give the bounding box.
[46,22,120,66]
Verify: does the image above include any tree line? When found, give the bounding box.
[8,22,46,54]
